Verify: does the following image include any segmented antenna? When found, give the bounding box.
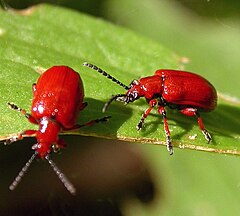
[9,151,37,191]
[45,155,76,195]
[83,62,130,90]
[102,94,126,112]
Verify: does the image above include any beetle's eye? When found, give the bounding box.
[129,95,134,102]
[125,92,139,103]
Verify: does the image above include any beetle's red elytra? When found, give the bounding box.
[83,62,217,155]
[6,66,110,195]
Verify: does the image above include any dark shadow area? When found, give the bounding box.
[204,104,240,136]
[132,102,240,144]
[6,0,240,20]
[0,135,156,216]
[84,96,240,146]
[77,97,133,136]
[4,0,105,17]
[169,104,240,140]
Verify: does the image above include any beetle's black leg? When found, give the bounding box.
[7,102,38,124]
[64,116,111,131]
[5,103,38,144]
[158,106,173,155]
[4,130,37,145]
[196,112,212,143]
[4,134,22,145]
[180,108,212,143]
[77,116,111,128]
[137,99,157,131]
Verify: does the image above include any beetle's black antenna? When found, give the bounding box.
[102,94,126,112]
[45,155,76,195]
[83,62,130,90]
[9,151,37,191]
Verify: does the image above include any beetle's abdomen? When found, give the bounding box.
[31,66,84,128]
[155,70,217,111]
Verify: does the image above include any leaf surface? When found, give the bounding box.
[0,4,239,155]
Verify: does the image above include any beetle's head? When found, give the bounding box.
[102,79,144,112]
[9,116,76,194]
[32,142,51,159]
[125,79,143,103]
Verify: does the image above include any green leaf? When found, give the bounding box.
[0,4,239,155]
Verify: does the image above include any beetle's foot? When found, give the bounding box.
[7,102,19,110]
[136,115,145,131]
[166,136,174,155]
[52,139,66,153]
[8,102,26,115]
[96,116,111,123]
[32,143,38,150]
[136,122,142,131]
[4,134,22,145]
[136,121,143,131]
[52,145,61,153]
[202,129,212,143]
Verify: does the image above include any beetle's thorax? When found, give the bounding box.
[125,75,163,103]
[35,117,61,158]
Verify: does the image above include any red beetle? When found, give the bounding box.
[83,63,217,155]
[6,66,109,194]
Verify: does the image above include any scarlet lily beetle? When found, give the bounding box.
[5,66,110,195]
[83,63,217,155]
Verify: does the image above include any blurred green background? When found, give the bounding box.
[3,0,240,215]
